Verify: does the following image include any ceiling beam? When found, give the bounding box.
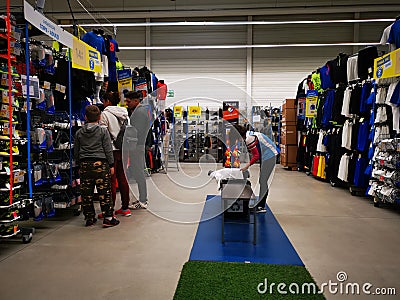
[49,5,400,21]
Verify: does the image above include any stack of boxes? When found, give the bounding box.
[280,99,297,169]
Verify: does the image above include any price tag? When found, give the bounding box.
[23,101,33,111]
[43,81,51,90]
[5,167,10,175]
[2,128,8,136]
[1,74,7,86]
[77,119,82,126]
[1,91,13,104]
[55,84,60,92]
[60,85,66,94]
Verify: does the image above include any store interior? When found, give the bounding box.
[1,0,399,299]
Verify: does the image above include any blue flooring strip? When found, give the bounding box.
[189,195,304,266]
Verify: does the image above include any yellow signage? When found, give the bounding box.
[118,78,133,106]
[71,37,102,73]
[374,48,400,80]
[174,106,183,119]
[188,106,201,120]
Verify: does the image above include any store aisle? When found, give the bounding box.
[0,165,399,300]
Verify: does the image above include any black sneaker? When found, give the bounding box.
[103,217,120,228]
[0,224,19,236]
[85,218,97,227]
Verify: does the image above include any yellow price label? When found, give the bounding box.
[188,106,201,120]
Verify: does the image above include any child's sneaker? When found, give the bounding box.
[115,208,131,217]
[103,217,120,228]
[85,218,97,227]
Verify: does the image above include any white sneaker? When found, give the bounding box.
[129,200,148,210]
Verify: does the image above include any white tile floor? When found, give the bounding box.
[0,164,399,300]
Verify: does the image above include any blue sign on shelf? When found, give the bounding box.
[118,69,132,81]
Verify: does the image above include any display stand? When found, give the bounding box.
[368,50,400,206]
[23,1,82,217]
[0,1,34,243]
[220,179,257,245]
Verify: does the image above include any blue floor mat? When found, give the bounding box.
[189,195,304,266]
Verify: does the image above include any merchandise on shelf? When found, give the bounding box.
[292,44,398,202]
[368,138,400,206]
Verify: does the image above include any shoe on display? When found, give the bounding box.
[0,209,18,221]
[0,142,19,156]
[47,208,56,218]
[129,200,148,210]
[0,224,19,237]
[0,194,18,207]
[103,217,120,228]
[33,210,46,221]
[85,218,97,227]
[115,208,132,217]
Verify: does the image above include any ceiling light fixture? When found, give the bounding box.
[59,18,394,28]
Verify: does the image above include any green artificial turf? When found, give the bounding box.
[174,261,326,300]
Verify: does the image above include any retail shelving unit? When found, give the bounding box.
[0,11,34,243]
[370,139,399,206]
[174,108,223,163]
[204,110,223,163]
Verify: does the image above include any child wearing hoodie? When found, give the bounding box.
[99,92,132,217]
[74,105,120,227]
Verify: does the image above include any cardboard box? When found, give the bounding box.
[287,145,297,163]
[283,99,296,110]
[281,108,297,123]
[281,120,297,127]
[280,145,297,165]
[281,125,297,145]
